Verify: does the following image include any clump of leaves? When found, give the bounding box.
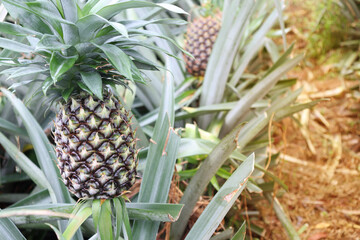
[307,0,350,58]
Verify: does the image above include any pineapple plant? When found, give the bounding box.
[0,0,188,238]
[184,4,221,77]
[0,0,180,200]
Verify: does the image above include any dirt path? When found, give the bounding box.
[256,1,360,239]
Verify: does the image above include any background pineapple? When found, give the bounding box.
[184,8,221,77]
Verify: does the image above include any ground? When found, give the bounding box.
[256,1,360,239]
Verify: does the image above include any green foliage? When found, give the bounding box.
[185,154,254,240]
[308,0,350,58]
[0,0,186,101]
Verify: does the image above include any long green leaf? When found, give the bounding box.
[63,205,92,240]
[265,193,300,240]
[231,221,247,240]
[7,67,47,79]
[46,223,66,240]
[134,6,185,86]
[131,70,180,239]
[76,14,127,41]
[128,29,190,56]
[0,132,53,194]
[0,37,33,52]
[124,18,187,29]
[127,203,183,222]
[0,173,30,185]
[119,197,132,240]
[1,89,72,230]
[0,209,73,220]
[50,51,78,82]
[96,1,185,19]
[113,198,123,240]
[176,137,286,189]
[95,44,133,81]
[0,22,42,37]
[76,14,106,41]
[60,0,77,23]
[185,154,254,240]
[80,71,103,100]
[108,21,128,38]
[0,218,25,240]
[88,0,117,14]
[156,3,188,14]
[273,0,287,50]
[0,117,27,137]
[2,0,53,35]
[98,200,113,240]
[199,1,256,128]
[91,200,101,231]
[25,1,73,25]
[11,189,51,208]
[36,34,71,51]
[229,9,279,86]
[6,203,184,224]
[220,54,304,136]
[176,100,269,121]
[82,0,101,15]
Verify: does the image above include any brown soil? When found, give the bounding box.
[256,1,360,239]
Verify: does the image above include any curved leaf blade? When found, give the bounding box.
[95,44,132,81]
[50,51,78,82]
[0,132,53,193]
[0,37,33,52]
[0,22,42,37]
[0,218,25,240]
[80,71,103,100]
[185,154,255,240]
[0,117,27,137]
[1,89,72,204]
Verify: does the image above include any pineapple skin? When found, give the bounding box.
[54,94,137,199]
[184,14,221,77]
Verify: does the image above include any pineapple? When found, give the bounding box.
[54,93,137,199]
[184,12,221,77]
[0,0,183,200]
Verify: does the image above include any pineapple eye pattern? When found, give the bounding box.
[54,94,137,199]
[184,15,221,77]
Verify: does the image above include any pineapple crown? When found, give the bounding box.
[187,1,221,23]
[0,0,188,102]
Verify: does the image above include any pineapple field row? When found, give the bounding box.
[0,0,358,239]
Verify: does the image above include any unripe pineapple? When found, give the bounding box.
[0,0,185,200]
[54,93,137,199]
[184,13,221,77]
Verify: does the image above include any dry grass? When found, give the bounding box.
[255,1,360,239]
[258,81,360,239]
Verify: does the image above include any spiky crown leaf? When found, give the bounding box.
[0,0,188,102]
[191,0,222,18]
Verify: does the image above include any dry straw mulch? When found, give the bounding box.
[256,65,360,239]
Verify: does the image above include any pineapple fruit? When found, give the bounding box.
[54,93,137,199]
[184,12,221,77]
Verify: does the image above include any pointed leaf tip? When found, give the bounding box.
[157,3,188,15]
